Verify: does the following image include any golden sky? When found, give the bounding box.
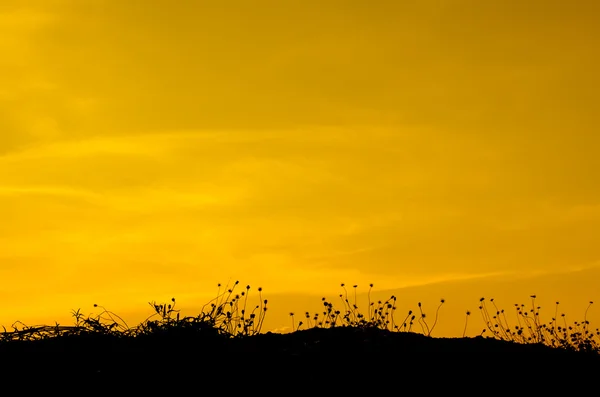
[1,0,599,337]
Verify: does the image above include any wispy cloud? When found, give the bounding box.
[0,185,101,199]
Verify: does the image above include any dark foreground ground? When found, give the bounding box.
[1,326,598,393]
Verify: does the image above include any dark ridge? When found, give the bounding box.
[1,285,597,393]
[1,325,598,392]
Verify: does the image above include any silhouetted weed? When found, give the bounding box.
[0,281,597,359]
[477,296,599,353]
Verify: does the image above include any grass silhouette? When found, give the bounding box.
[1,281,599,391]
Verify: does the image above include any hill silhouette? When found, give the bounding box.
[1,325,598,394]
[1,281,598,393]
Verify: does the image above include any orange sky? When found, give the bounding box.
[1,0,599,337]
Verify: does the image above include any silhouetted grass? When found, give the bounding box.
[1,280,267,342]
[1,281,597,354]
[475,295,599,353]
[1,281,599,392]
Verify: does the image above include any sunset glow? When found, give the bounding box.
[1,0,599,336]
